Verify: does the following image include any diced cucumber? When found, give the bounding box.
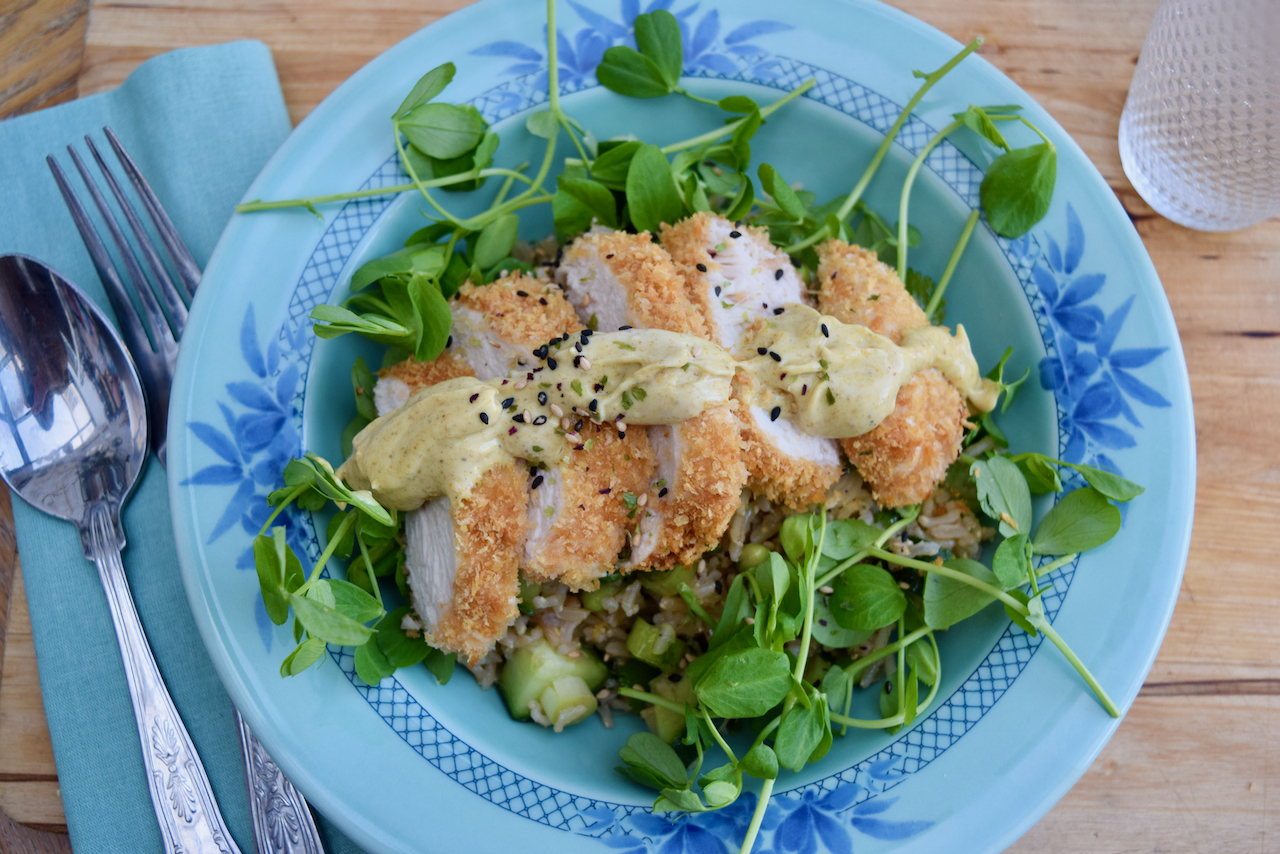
[646,674,695,743]
[498,638,607,722]
[626,618,686,672]
[639,565,697,598]
[517,573,542,614]
[580,580,622,612]
[538,676,598,730]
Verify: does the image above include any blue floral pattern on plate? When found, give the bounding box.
[177,3,1179,852]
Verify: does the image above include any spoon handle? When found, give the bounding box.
[236,708,326,854]
[87,504,243,854]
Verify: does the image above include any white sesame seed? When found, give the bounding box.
[550,404,564,417]
[579,357,591,370]
[523,409,532,423]
[691,346,702,358]
[818,585,834,595]
[744,616,756,625]
[514,379,528,390]
[637,493,647,506]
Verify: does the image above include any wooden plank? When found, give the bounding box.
[0,0,90,117]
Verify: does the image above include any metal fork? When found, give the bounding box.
[49,128,325,854]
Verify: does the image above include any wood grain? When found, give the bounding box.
[2,0,1279,850]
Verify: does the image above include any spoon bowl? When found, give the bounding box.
[0,254,146,553]
[0,253,242,854]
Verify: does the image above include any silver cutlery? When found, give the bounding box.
[49,128,325,854]
[0,253,240,854]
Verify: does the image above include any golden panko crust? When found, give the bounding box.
[378,351,475,395]
[431,461,529,665]
[640,404,747,569]
[565,231,709,336]
[457,272,583,348]
[816,239,926,344]
[525,423,656,591]
[732,373,841,511]
[842,368,966,508]
[659,212,726,341]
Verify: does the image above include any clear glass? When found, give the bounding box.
[1118,0,1280,231]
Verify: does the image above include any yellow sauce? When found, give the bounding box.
[338,307,997,509]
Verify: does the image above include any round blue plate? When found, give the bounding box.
[169,1,1195,852]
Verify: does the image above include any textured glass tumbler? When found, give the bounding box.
[1119,0,1280,231]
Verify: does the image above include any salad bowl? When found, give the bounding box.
[168,0,1195,851]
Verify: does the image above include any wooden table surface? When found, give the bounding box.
[2,0,1278,851]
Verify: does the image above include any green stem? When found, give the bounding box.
[298,512,358,591]
[395,133,461,225]
[748,715,782,752]
[547,0,561,115]
[789,513,827,689]
[356,532,383,609]
[865,547,1028,612]
[836,38,982,224]
[829,645,942,729]
[814,512,917,588]
[661,78,816,155]
[1038,622,1119,717]
[739,778,775,854]
[234,168,536,214]
[679,583,716,627]
[676,86,721,107]
[255,485,307,537]
[1035,553,1077,577]
[895,615,907,719]
[617,686,684,714]
[897,118,963,281]
[928,207,980,321]
[700,708,738,765]
[844,625,931,681]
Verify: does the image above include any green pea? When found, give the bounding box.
[738,543,771,571]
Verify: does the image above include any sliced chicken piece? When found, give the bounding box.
[374,271,582,415]
[403,461,529,665]
[661,212,805,350]
[663,213,841,510]
[817,239,967,507]
[524,420,656,591]
[558,229,746,569]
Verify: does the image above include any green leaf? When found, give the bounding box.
[553,187,596,239]
[1031,488,1122,555]
[811,595,872,649]
[634,10,683,88]
[955,105,1010,151]
[557,177,619,228]
[905,638,938,685]
[472,214,520,270]
[830,564,907,631]
[1003,588,1038,636]
[253,527,303,625]
[774,698,828,772]
[878,679,901,735]
[617,732,689,791]
[626,144,684,233]
[1017,454,1062,494]
[375,606,432,666]
[757,163,806,220]
[740,744,779,780]
[923,558,1001,630]
[821,519,879,560]
[695,648,791,719]
[399,103,486,159]
[596,46,672,98]
[309,304,412,346]
[424,647,457,684]
[702,779,741,809]
[992,533,1030,587]
[289,592,375,646]
[655,788,708,814]
[525,109,560,140]
[326,578,384,623]
[725,175,755,222]
[904,268,943,322]
[980,142,1057,238]
[354,638,395,685]
[326,511,357,560]
[280,637,327,676]
[902,669,919,726]
[709,575,751,649]
[351,357,377,421]
[394,63,455,119]
[719,95,759,113]
[409,274,452,362]
[971,455,1032,537]
[1062,462,1145,502]
[779,513,814,563]
[591,140,643,190]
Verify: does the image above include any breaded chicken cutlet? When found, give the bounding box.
[817,240,968,507]
[558,230,747,568]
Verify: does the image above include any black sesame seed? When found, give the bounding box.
[606,253,615,259]
[479,412,489,424]
[517,290,529,297]
[769,351,782,362]
[619,325,633,331]
[573,356,582,368]
[775,269,784,280]
[599,487,612,494]
[538,391,548,406]
[446,335,453,347]
[575,419,584,431]
[715,286,722,296]
[773,307,785,316]
[770,406,781,422]
[502,397,515,409]
[757,347,768,356]
[696,262,708,272]
[821,324,830,338]
[547,357,558,370]
[593,383,604,392]
[589,399,598,411]
[715,580,723,594]
[802,384,808,395]
[533,415,547,425]
[513,413,525,423]
[669,673,683,683]
[530,465,539,477]
[534,345,549,358]
[729,230,742,238]
[531,475,544,489]
[469,393,480,403]
[658,487,669,498]
[540,297,548,306]
[618,431,626,439]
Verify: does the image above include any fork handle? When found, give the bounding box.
[236,708,325,854]
[87,503,242,854]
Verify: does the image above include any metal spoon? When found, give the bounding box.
[0,254,241,853]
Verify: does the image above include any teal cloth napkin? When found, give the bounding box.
[0,42,365,854]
